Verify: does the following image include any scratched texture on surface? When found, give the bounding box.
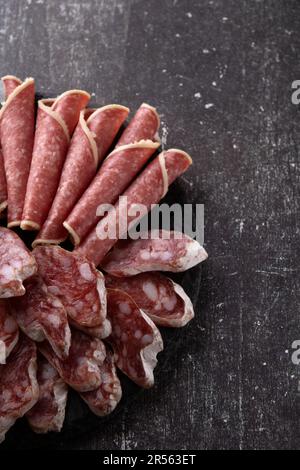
[0,0,299,451]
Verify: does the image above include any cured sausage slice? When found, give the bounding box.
[107,288,163,388]
[0,300,19,364]
[70,318,112,340]
[0,149,7,214]
[0,335,39,443]
[39,330,106,392]
[64,140,160,246]
[74,149,192,266]
[0,227,37,298]
[10,275,71,359]
[34,105,129,246]
[80,349,122,416]
[26,355,68,434]
[106,272,194,328]
[0,76,35,227]
[21,89,90,232]
[33,245,107,328]
[116,103,160,147]
[102,230,208,276]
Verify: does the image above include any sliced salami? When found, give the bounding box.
[0,227,37,298]
[0,300,19,364]
[0,149,7,214]
[64,140,160,246]
[26,355,68,434]
[106,288,163,388]
[70,318,112,340]
[116,103,160,146]
[0,335,39,443]
[33,245,107,328]
[39,330,106,392]
[80,349,122,417]
[10,275,71,359]
[75,149,192,266]
[21,89,90,232]
[34,105,129,246]
[0,76,35,227]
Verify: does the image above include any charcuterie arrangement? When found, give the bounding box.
[0,76,208,443]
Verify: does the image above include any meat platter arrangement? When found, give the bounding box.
[0,76,208,443]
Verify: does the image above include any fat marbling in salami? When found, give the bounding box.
[0,300,19,364]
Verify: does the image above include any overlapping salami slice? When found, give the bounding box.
[75,149,192,266]
[0,227,37,298]
[21,89,90,232]
[80,349,122,416]
[64,140,160,246]
[0,149,7,214]
[70,318,112,340]
[34,105,129,246]
[33,245,107,328]
[0,76,35,227]
[116,103,160,147]
[0,335,39,443]
[0,300,19,364]
[106,288,163,388]
[39,330,106,392]
[26,355,68,434]
[106,272,195,328]
[10,275,71,359]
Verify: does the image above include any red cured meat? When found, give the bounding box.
[39,330,106,392]
[107,288,163,388]
[80,349,122,416]
[0,300,19,364]
[106,272,195,328]
[0,335,39,443]
[34,105,129,246]
[70,318,112,340]
[10,275,71,359]
[21,89,90,232]
[116,103,160,147]
[64,141,160,246]
[0,227,37,298]
[0,149,7,214]
[26,355,68,434]
[74,149,192,266]
[102,230,208,276]
[0,76,35,227]
[33,245,107,328]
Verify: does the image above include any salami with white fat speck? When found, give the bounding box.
[0,149,7,215]
[0,300,19,364]
[116,103,160,147]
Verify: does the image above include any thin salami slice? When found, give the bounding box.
[0,149,7,214]
[102,230,208,276]
[21,89,90,232]
[0,300,19,364]
[64,140,160,246]
[33,245,107,328]
[39,330,106,392]
[80,349,122,416]
[26,355,68,434]
[106,272,194,328]
[70,318,112,340]
[10,275,71,359]
[34,105,129,246]
[107,288,163,388]
[0,335,39,443]
[0,76,35,227]
[74,149,192,266]
[0,227,37,298]
[116,103,160,147]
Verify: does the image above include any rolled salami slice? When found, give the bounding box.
[10,275,71,359]
[39,330,106,392]
[74,149,192,266]
[116,103,160,147]
[0,227,37,298]
[80,349,122,417]
[0,335,39,443]
[106,272,195,328]
[0,300,19,364]
[26,355,68,434]
[34,105,129,246]
[0,149,7,214]
[0,76,35,227]
[21,89,90,232]
[64,140,160,246]
[33,245,107,328]
[107,288,163,388]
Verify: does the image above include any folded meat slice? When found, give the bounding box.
[0,300,19,364]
